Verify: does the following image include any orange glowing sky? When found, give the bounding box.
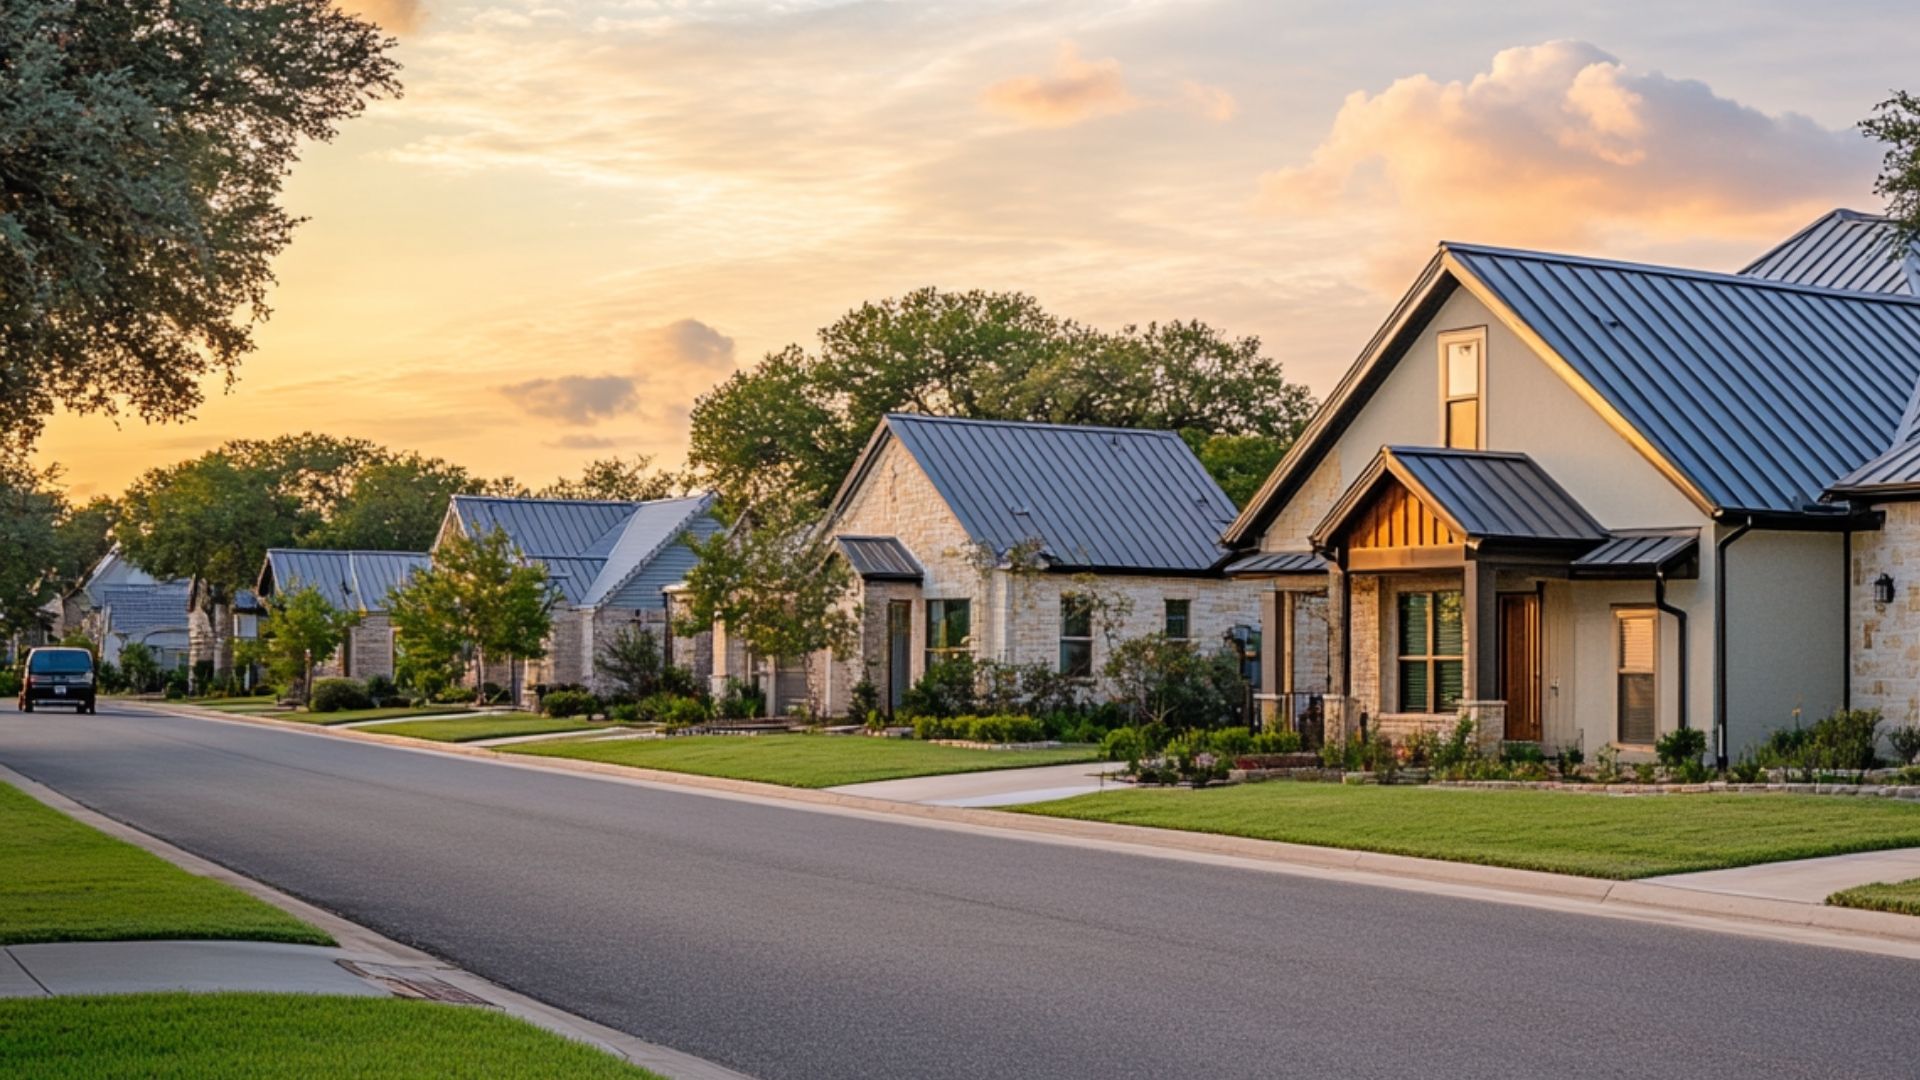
[33,0,1919,497]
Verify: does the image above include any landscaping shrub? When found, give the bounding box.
[310,678,374,713]
[913,714,1046,744]
[608,702,641,723]
[659,695,711,728]
[163,669,188,700]
[1208,726,1255,758]
[94,661,124,694]
[541,689,600,719]
[432,684,473,705]
[1757,708,1883,775]
[1654,727,1708,769]
[364,673,398,706]
[846,677,881,723]
[1102,726,1145,762]
[1553,746,1585,777]
[1729,754,1765,783]
[715,678,766,720]
[0,667,20,697]
[1500,741,1546,766]
[1249,729,1302,754]
[1104,635,1244,732]
[480,681,508,706]
[1163,732,1231,787]
[1430,717,1478,771]
[1887,724,1920,766]
[119,642,162,694]
[901,655,979,719]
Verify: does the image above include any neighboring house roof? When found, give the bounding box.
[74,549,165,608]
[835,414,1239,573]
[1314,447,1607,548]
[1826,434,1920,498]
[1740,209,1920,297]
[1228,241,1920,543]
[1569,530,1700,578]
[100,583,190,639]
[259,550,430,613]
[443,493,719,609]
[1222,551,1326,576]
[836,536,924,581]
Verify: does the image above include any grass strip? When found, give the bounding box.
[1828,876,1920,916]
[512,732,1101,788]
[372,714,605,743]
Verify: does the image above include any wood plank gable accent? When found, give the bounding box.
[1346,478,1460,550]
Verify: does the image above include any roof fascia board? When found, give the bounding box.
[1224,253,1457,546]
[1440,250,1718,516]
[827,420,900,523]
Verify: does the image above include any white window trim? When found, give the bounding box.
[1613,606,1659,748]
[1437,326,1488,450]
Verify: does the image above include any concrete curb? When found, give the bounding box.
[123,700,1920,953]
[0,759,751,1080]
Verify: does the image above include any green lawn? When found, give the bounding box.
[512,733,1102,788]
[187,696,277,710]
[1829,877,1920,916]
[0,994,660,1079]
[277,706,467,726]
[0,782,328,946]
[1016,783,1920,880]
[372,714,607,743]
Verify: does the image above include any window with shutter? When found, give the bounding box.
[1616,609,1657,744]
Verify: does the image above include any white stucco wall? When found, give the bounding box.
[1721,528,1847,754]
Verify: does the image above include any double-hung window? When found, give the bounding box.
[1616,609,1657,744]
[1440,329,1484,450]
[1397,590,1464,713]
[1059,595,1094,677]
[925,599,971,669]
[1164,599,1191,641]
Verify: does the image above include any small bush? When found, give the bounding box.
[310,678,373,713]
[1209,727,1255,758]
[913,714,1045,744]
[1249,729,1302,754]
[432,684,473,705]
[541,689,600,718]
[608,702,641,723]
[1554,746,1585,776]
[364,673,397,705]
[1102,726,1145,762]
[900,655,979,719]
[660,695,711,728]
[1501,741,1546,765]
[1654,727,1708,769]
[1729,755,1764,783]
[716,678,765,720]
[846,677,881,722]
[1886,724,1920,766]
[1757,708,1882,776]
[1431,717,1478,770]
[1632,762,1658,783]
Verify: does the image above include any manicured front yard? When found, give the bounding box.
[186,696,277,710]
[276,706,466,726]
[373,714,606,743]
[0,994,659,1079]
[0,781,328,946]
[1829,877,1920,916]
[512,733,1101,788]
[1016,783,1920,880]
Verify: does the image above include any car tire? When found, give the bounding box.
[20,700,32,713]
[84,701,96,715]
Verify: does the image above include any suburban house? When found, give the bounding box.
[734,413,1262,717]
[1223,208,1920,767]
[254,549,432,680]
[58,550,195,671]
[435,493,721,701]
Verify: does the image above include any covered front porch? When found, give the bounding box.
[1314,446,1698,753]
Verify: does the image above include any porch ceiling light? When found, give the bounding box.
[1875,573,1896,605]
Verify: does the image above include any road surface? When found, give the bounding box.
[1,699,1912,1079]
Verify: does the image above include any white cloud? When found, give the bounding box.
[501,374,638,424]
[643,318,735,369]
[982,43,1139,127]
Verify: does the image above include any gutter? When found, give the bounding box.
[1712,517,1754,770]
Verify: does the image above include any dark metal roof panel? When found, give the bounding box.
[1222,551,1326,576]
[884,414,1237,572]
[1741,210,1918,297]
[1570,530,1699,572]
[263,550,429,612]
[535,557,607,607]
[1450,245,1920,514]
[837,536,924,580]
[100,584,190,637]
[1387,447,1607,542]
[448,496,636,558]
[1828,435,1920,495]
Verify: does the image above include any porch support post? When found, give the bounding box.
[1258,589,1282,698]
[1463,557,1499,703]
[1327,564,1348,697]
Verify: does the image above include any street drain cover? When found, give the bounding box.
[336,961,495,1006]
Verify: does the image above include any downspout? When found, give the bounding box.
[1842,531,1852,711]
[1654,569,1687,735]
[1713,517,1754,770]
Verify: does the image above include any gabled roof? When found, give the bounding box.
[1313,447,1607,549]
[99,583,190,638]
[836,536,924,581]
[259,550,430,613]
[834,414,1238,573]
[443,493,717,608]
[1741,209,1919,297]
[1228,242,1920,543]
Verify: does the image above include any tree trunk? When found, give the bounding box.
[211,596,234,679]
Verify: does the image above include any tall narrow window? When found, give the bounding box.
[1060,595,1093,677]
[1163,599,1191,640]
[926,599,971,669]
[1397,590,1464,713]
[1616,609,1658,744]
[1440,329,1483,450]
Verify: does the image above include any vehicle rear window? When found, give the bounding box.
[28,650,93,674]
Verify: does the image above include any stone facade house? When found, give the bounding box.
[436,494,721,703]
[1223,208,1920,766]
[255,549,432,681]
[58,550,201,672]
[726,414,1262,718]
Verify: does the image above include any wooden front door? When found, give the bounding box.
[1498,593,1541,742]
[886,600,912,714]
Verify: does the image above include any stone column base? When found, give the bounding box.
[1460,700,1508,751]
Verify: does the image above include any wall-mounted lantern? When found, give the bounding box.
[1875,573,1896,605]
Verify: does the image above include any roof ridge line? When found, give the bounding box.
[1446,240,1920,308]
[884,412,1185,439]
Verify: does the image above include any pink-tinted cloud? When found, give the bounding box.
[501,374,637,425]
[982,43,1138,128]
[1260,41,1877,271]
[1180,81,1237,123]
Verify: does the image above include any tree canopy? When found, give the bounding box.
[243,585,360,701]
[0,0,400,453]
[535,455,681,502]
[115,452,303,605]
[687,288,1314,508]
[0,463,63,636]
[387,526,553,701]
[1864,90,1920,247]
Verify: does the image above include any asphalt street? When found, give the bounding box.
[2,699,1913,1079]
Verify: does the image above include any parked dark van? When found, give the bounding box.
[19,647,97,714]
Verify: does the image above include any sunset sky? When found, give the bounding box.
[33,0,1920,498]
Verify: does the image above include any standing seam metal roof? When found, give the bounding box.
[1828,435,1920,495]
[1371,447,1607,543]
[100,584,190,637]
[1222,551,1326,575]
[836,537,924,580]
[1741,210,1919,297]
[1450,244,1920,514]
[877,414,1237,572]
[262,550,429,612]
[1569,530,1699,574]
[447,496,637,558]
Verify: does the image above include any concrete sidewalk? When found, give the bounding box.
[0,941,386,999]
[827,761,1123,807]
[1646,847,1920,904]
